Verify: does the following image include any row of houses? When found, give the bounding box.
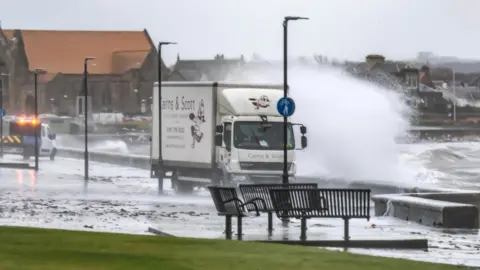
[343,54,480,118]
[0,27,165,116]
[0,26,478,118]
[0,26,251,116]
[0,27,257,117]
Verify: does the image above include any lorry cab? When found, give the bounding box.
[1,116,57,160]
[215,114,307,184]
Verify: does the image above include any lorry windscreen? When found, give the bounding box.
[233,121,294,150]
[10,123,40,136]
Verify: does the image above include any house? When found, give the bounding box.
[418,65,435,88]
[349,54,417,92]
[0,27,166,116]
[466,74,480,91]
[168,54,245,81]
[421,65,480,106]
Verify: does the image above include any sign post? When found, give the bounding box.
[34,73,39,171]
[277,97,296,184]
[0,76,5,158]
[0,107,4,158]
[0,80,3,158]
[157,41,177,195]
[33,69,47,171]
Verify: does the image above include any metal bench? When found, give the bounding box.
[207,186,264,240]
[269,188,371,241]
[239,183,318,233]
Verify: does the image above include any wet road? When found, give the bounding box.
[0,154,477,267]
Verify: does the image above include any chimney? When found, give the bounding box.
[365,54,385,69]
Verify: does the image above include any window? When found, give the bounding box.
[405,73,418,90]
[102,89,112,107]
[10,123,40,136]
[46,126,53,137]
[224,122,232,152]
[41,126,46,137]
[233,121,295,150]
[78,98,83,115]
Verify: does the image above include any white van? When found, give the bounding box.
[1,117,57,160]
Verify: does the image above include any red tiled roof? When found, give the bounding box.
[2,29,153,75]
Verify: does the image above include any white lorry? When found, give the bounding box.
[150,81,308,193]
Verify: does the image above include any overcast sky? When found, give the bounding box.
[0,0,478,65]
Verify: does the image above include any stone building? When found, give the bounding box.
[0,27,167,116]
[167,54,245,81]
[347,54,419,95]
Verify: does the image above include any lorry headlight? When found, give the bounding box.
[231,174,249,182]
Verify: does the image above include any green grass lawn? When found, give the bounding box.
[0,226,470,270]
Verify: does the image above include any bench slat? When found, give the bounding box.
[239,183,317,212]
[269,188,371,219]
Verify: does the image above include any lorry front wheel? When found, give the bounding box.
[175,181,195,194]
[221,172,232,187]
[212,170,225,186]
[171,171,194,194]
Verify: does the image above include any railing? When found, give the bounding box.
[419,83,480,107]
[57,147,150,170]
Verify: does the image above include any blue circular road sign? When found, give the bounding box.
[277,97,296,117]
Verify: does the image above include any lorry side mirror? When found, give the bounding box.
[300,125,307,135]
[215,125,223,133]
[50,134,56,140]
[301,136,307,149]
[215,134,223,146]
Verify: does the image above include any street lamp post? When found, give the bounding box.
[157,41,176,194]
[83,57,95,183]
[33,69,47,171]
[452,68,457,122]
[282,16,308,185]
[0,72,9,158]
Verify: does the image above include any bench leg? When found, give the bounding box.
[225,215,232,240]
[237,217,243,240]
[343,218,350,241]
[300,217,307,241]
[267,212,274,234]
